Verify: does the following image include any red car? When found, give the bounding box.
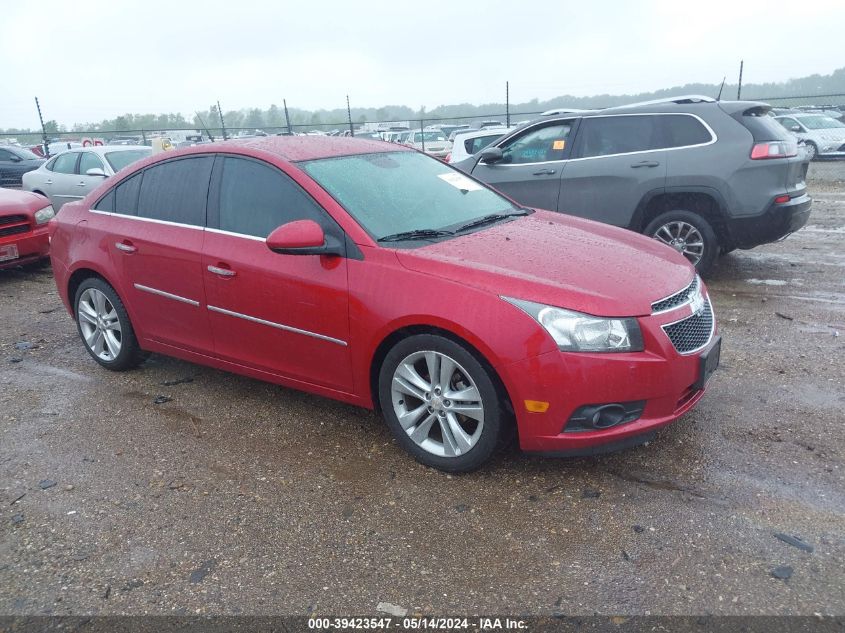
[49,137,720,472]
[0,189,54,269]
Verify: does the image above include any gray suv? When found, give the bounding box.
[453,96,811,275]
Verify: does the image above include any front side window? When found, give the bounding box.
[300,151,520,241]
[796,115,845,130]
[499,123,573,164]
[52,152,78,174]
[137,156,214,226]
[578,115,661,158]
[216,157,326,238]
[465,133,505,155]
[79,152,104,174]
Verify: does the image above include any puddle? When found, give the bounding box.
[745,278,790,286]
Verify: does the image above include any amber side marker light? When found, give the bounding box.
[524,400,550,413]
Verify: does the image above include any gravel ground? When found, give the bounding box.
[1,189,843,617]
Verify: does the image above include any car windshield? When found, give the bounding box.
[105,149,151,172]
[300,151,522,241]
[12,147,41,160]
[797,115,845,129]
[414,131,447,142]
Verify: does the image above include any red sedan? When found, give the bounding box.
[0,189,54,269]
[49,137,720,471]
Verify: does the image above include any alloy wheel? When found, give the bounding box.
[653,220,705,266]
[390,350,484,457]
[77,288,122,362]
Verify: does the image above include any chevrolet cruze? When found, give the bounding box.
[49,136,720,472]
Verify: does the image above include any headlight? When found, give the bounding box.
[502,297,644,352]
[34,205,55,225]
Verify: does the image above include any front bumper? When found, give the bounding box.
[0,224,50,270]
[726,194,812,250]
[502,297,718,454]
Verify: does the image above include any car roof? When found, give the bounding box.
[60,145,152,156]
[196,135,409,161]
[453,127,510,140]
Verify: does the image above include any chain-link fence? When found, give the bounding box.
[2,95,843,186]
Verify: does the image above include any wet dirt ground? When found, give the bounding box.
[1,188,843,617]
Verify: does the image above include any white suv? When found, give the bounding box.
[447,128,513,164]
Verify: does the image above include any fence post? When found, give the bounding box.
[420,118,425,152]
[737,60,744,100]
[217,100,228,140]
[34,97,49,158]
[506,81,510,127]
[283,99,292,135]
[346,95,354,137]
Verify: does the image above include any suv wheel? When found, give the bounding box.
[74,278,147,371]
[645,210,719,275]
[378,334,508,472]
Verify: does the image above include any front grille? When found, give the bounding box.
[652,276,699,313]
[0,224,30,238]
[662,297,714,354]
[0,214,28,227]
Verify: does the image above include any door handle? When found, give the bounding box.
[77,182,87,187]
[208,265,236,277]
[45,179,53,185]
[630,160,660,168]
[114,241,137,253]
[532,168,556,176]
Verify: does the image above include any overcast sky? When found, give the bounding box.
[3,0,844,129]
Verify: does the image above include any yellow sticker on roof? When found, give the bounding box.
[552,140,566,151]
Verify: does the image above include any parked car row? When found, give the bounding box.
[772,111,845,160]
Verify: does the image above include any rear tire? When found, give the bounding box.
[378,334,508,472]
[74,278,147,371]
[645,210,719,276]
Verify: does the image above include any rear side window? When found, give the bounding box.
[114,172,142,215]
[52,152,78,174]
[79,152,104,174]
[661,115,713,147]
[137,156,214,226]
[578,116,660,158]
[93,189,115,212]
[215,156,326,238]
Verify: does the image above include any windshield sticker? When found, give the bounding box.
[552,140,566,150]
[438,172,483,192]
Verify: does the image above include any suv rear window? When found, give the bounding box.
[733,107,791,142]
[578,115,660,158]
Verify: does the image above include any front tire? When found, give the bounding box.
[645,210,719,276]
[378,334,508,472]
[74,277,146,371]
[805,142,818,161]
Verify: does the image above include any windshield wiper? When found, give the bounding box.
[453,210,530,233]
[377,228,455,242]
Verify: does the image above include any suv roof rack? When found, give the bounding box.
[541,108,597,116]
[611,95,717,109]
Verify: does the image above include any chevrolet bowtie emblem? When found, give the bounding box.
[690,292,705,316]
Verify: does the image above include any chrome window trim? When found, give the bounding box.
[660,295,715,356]
[205,227,266,242]
[491,113,717,167]
[133,283,199,306]
[207,305,348,347]
[89,209,204,231]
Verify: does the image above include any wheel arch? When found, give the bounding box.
[635,188,732,249]
[368,323,516,423]
[67,266,118,317]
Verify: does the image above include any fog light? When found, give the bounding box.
[564,401,646,432]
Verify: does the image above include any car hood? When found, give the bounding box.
[0,189,49,216]
[395,210,694,317]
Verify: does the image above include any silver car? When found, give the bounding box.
[774,113,845,160]
[22,145,151,210]
[404,130,451,159]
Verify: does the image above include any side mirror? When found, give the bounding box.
[266,219,344,256]
[9,155,22,163]
[478,147,504,164]
[86,167,107,177]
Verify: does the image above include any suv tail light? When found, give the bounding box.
[750,140,797,159]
